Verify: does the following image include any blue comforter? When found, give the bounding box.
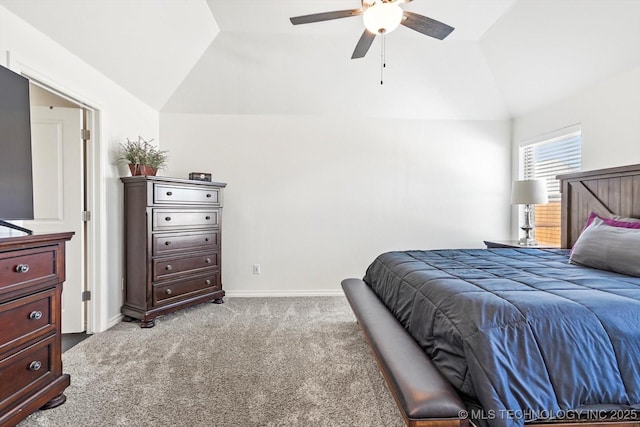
[363,249,640,426]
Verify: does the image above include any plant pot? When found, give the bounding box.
[129,164,157,176]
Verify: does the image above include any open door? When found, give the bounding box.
[26,106,85,333]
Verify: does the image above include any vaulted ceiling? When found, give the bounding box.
[2,0,640,119]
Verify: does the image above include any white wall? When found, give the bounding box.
[0,6,159,332]
[161,114,512,295]
[513,65,640,171]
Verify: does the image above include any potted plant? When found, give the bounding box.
[115,136,168,176]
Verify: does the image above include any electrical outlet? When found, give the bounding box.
[253,264,261,275]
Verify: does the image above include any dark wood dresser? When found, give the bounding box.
[0,232,73,427]
[120,176,226,328]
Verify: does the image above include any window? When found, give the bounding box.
[519,126,582,246]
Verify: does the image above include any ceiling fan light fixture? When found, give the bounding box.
[363,3,403,34]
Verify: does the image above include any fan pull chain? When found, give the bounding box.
[380,31,386,85]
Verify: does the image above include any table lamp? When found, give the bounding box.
[511,179,549,246]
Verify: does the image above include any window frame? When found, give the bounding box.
[517,124,582,246]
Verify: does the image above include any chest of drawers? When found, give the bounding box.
[0,232,73,427]
[120,176,226,328]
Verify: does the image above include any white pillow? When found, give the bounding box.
[569,217,640,277]
[613,215,640,223]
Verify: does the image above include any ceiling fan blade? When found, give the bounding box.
[401,11,454,40]
[351,30,376,59]
[290,9,363,25]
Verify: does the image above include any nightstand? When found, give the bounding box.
[483,240,560,249]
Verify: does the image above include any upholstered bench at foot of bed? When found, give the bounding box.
[342,278,470,427]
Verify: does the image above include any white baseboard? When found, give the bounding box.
[101,292,344,331]
[225,289,345,298]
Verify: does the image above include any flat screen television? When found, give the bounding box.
[0,64,34,235]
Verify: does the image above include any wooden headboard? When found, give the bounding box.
[558,163,640,248]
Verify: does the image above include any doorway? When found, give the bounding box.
[26,83,93,334]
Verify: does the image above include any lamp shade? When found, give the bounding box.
[511,179,549,205]
[363,2,403,34]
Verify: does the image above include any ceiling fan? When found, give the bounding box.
[289,0,455,59]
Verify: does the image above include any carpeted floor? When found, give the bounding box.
[20,297,403,426]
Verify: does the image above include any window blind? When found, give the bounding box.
[520,130,582,245]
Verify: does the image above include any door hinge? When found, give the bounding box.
[81,128,91,140]
[81,211,91,222]
[81,290,91,302]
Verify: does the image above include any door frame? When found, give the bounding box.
[10,58,104,334]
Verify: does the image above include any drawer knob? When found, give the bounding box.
[205,258,212,264]
[165,289,172,295]
[205,216,211,220]
[205,279,211,285]
[29,311,43,320]
[205,238,209,242]
[165,216,172,222]
[165,241,172,246]
[15,264,30,273]
[206,193,212,198]
[29,361,42,371]
[165,265,173,271]
[166,191,173,196]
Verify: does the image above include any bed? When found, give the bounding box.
[342,164,640,427]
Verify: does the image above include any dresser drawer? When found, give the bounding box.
[153,272,220,306]
[153,231,219,256]
[0,289,55,357]
[0,337,53,413]
[0,248,57,291]
[153,252,219,281]
[152,209,219,231]
[154,183,220,206]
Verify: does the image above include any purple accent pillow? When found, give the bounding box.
[583,212,640,230]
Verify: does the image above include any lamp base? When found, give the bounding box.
[519,237,538,246]
[519,209,537,246]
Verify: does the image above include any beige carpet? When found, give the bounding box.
[20,297,403,426]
